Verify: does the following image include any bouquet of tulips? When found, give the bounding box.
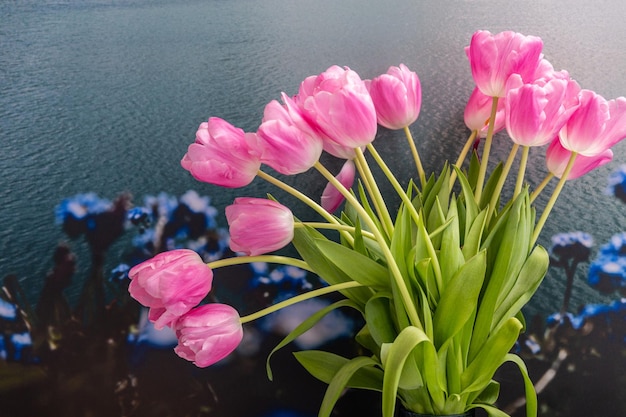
[127,30,626,417]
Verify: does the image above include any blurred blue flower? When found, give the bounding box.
[55,192,112,224]
[549,231,593,263]
[599,232,626,256]
[0,298,18,321]
[589,246,626,295]
[109,263,131,282]
[606,164,626,204]
[546,312,585,329]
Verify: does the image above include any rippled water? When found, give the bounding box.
[1,0,626,315]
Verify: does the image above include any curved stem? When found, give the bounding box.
[404,126,426,188]
[529,173,554,204]
[366,143,421,225]
[314,161,423,329]
[354,150,394,237]
[449,130,478,188]
[239,281,364,324]
[474,97,499,204]
[514,146,530,199]
[208,255,315,273]
[531,152,577,246]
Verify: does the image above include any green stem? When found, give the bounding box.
[531,152,578,246]
[354,150,395,237]
[365,143,421,225]
[239,281,363,324]
[514,146,530,199]
[487,143,519,220]
[314,161,423,329]
[208,255,314,273]
[474,97,499,205]
[529,173,554,204]
[296,222,376,240]
[404,126,427,188]
[449,130,477,188]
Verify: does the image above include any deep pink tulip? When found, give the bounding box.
[173,303,243,367]
[181,117,261,188]
[464,87,505,138]
[257,95,323,175]
[321,159,356,213]
[558,90,626,156]
[294,65,378,159]
[505,74,578,147]
[225,197,294,256]
[366,64,422,130]
[128,249,212,329]
[466,30,543,98]
[546,138,613,180]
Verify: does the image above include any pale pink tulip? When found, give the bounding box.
[466,30,543,98]
[321,159,356,213]
[225,197,294,256]
[464,87,505,137]
[294,65,378,159]
[366,64,422,130]
[558,90,626,156]
[257,96,323,175]
[128,249,212,329]
[505,74,578,147]
[181,117,261,188]
[173,303,243,367]
[546,138,613,180]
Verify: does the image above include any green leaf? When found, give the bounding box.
[365,294,398,347]
[462,208,488,260]
[453,166,479,242]
[439,195,465,286]
[433,250,486,349]
[505,353,537,417]
[266,299,360,380]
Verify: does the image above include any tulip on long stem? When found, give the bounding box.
[404,126,427,187]
[474,97,500,204]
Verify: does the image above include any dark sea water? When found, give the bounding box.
[2,0,626,317]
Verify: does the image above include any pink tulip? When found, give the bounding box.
[257,95,323,175]
[173,303,243,367]
[181,117,261,188]
[546,138,613,180]
[294,65,378,159]
[225,197,294,256]
[366,64,422,130]
[505,74,578,147]
[466,30,543,98]
[558,90,626,156]
[464,87,505,137]
[128,249,213,329]
[321,159,356,213]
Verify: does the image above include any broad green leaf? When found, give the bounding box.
[478,162,503,210]
[505,353,537,417]
[462,208,488,260]
[453,166,479,241]
[461,317,523,393]
[365,294,398,347]
[315,238,390,289]
[266,299,360,380]
[471,404,510,417]
[433,250,486,349]
[439,195,464,285]
[355,324,380,357]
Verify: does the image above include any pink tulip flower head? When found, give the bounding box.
[464,86,505,138]
[558,90,626,156]
[294,65,378,159]
[321,159,356,213]
[466,30,544,98]
[546,137,613,180]
[128,249,213,329]
[505,74,579,147]
[225,197,294,256]
[181,117,261,188]
[257,95,324,175]
[366,64,422,130]
[173,303,243,367]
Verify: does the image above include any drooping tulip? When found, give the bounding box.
[257,95,323,175]
[321,159,356,213]
[505,74,578,147]
[128,249,213,329]
[466,30,544,98]
[294,65,378,159]
[558,90,626,156]
[464,87,505,137]
[546,137,613,180]
[181,117,261,188]
[225,197,294,256]
[173,303,243,367]
[366,64,422,130]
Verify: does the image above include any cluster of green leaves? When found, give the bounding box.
[267,156,549,417]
